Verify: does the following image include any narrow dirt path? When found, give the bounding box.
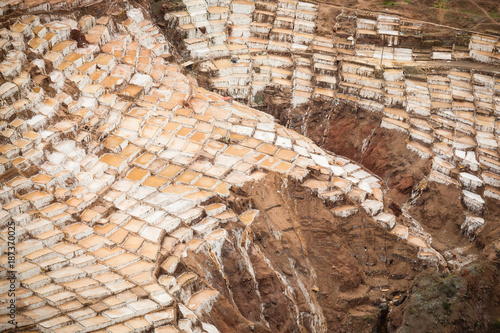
[466,0,499,24]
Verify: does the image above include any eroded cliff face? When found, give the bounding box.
[170,173,433,332]
[263,100,432,204]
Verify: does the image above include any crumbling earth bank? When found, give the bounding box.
[263,101,432,205]
[178,173,428,332]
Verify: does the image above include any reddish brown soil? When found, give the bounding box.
[70,29,88,48]
[408,182,469,253]
[322,105,431,205]
[475,197,500,262]
[278,102,432,207]
[177,174,427,332]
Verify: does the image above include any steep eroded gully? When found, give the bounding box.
[264,101,431,205]
[178,173,427,332]
[260,100,500,331]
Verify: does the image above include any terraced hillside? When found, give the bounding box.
[0,0,499,332]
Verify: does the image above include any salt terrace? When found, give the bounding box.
[0,6,448,333]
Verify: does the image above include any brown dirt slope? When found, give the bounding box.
[184,174,428,332]
[389,261,500,333]
[408,182,468,253]
[268,101,432,207]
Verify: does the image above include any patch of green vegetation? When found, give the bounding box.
[403,0,412,3]
[456,8,484,19]
[408,272,463,325]
[442,301,451,314]
[383,0,398,7]
[400,262,499,332]
[433,0,448,9]
[490,11,500,20]
[374,68,384,79]
[113,10,129,24]
[402,66,425,76]
[438,274,459,298]
[466,262,487,276]
[364,315,374,323]
[253,93,264,105]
